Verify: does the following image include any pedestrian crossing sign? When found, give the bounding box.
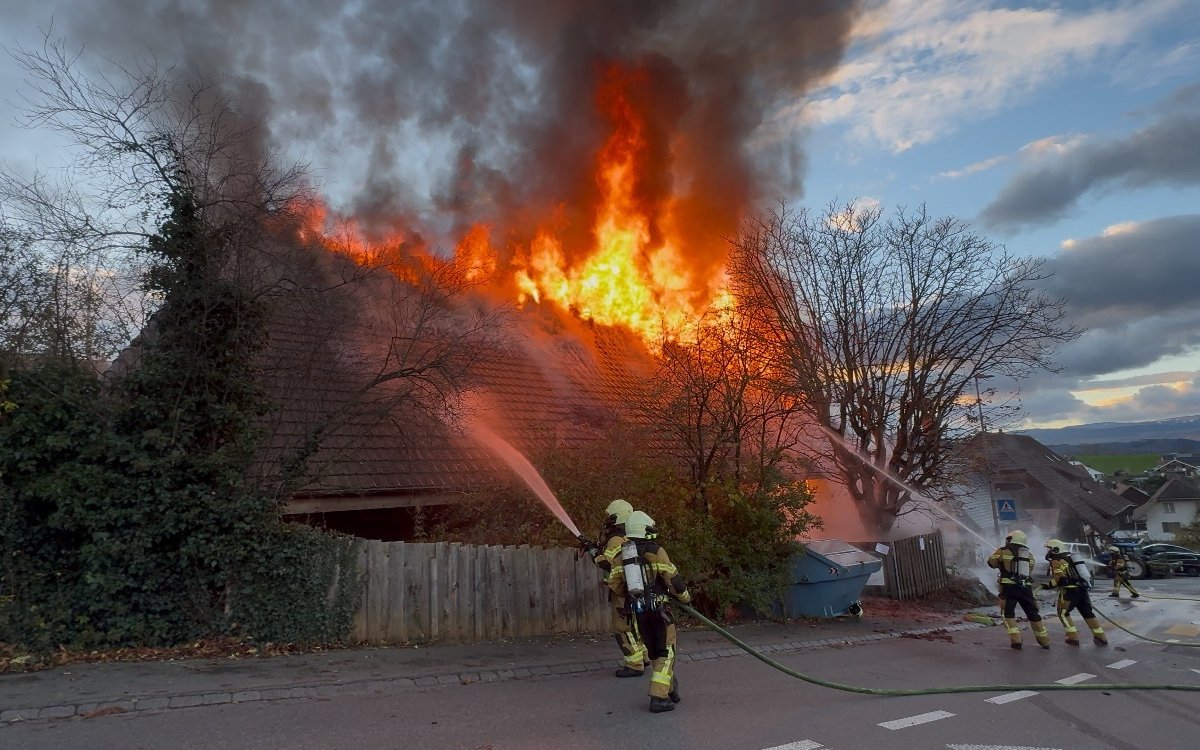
[996,497,1017,521]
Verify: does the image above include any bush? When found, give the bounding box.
[0,191,364,652]
[230,525,363,645]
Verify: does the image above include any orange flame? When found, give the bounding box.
[285,62,732,347]
[503,63,726,344]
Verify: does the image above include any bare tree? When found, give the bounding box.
[650,305,809,513]
[730,203,1082,534]
[0,33,309,362]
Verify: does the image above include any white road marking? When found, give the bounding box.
[1106,659,1137,670]
[1055,672,1096,685]
[762,741,823,750]
[1191,668,1200,675]
[879,710,955,730]
[985,690,1038,704]
[947,745,1064,750]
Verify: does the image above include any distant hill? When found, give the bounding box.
[1045,438,1200,457]
[1018,415,1200,449]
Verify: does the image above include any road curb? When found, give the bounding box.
[1,621,985,725]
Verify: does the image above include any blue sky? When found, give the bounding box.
[796,0,1200,428]
[2,0,1198,429]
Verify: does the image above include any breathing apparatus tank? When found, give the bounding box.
[622,511,655,611]
[620,539,647,599]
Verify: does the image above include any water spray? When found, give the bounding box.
[466,418,581,538]
[815,425,996,548]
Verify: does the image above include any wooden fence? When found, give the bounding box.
[352,540,610,644]
[878,530,949,600]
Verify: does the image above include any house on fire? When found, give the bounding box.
[953,432,1132,542]
[245,251,673,539]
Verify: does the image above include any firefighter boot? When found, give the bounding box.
[1058,611,1079,646]
[1032,620,1051,649]
[614,633,646,677]
[1085,617,1108,645]
[1004,618,1022,649]
[669,677,681,704]
[649,696,676,713]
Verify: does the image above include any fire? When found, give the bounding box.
[505,63,724,344]
[288,61,731,347]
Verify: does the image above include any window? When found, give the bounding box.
[1162,502,1176,514]
[1162,521,1182,534]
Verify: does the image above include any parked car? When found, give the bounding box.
[1093,541,1182,580]
[1138,543,1200,577]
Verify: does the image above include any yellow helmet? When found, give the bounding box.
[605,499,633,525]
[624,510,656,539]
[1044,539,1065,552]
[1007,529,1027,546]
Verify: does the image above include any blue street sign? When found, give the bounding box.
[996,497,1018,522]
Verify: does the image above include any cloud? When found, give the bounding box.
[1079,371,1199,390]
[937,155,1007,179]
[1013,369,1200,428]
[981,94,1200,229]
[1042,214,1200,335]
[1009,213,1200,423]
[784,0,1184,153]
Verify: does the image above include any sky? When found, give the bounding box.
[1,0,1199,430]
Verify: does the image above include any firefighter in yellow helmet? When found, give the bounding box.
[608,510,691,713]
[590,499,649,677]
[1106,546,1140,599]
[986,529,1050,649]
[1043,539,1107,646]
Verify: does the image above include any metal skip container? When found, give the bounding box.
[783,539,884,618]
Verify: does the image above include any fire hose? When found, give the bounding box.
[673,601,1200,696]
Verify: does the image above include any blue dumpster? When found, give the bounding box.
[782,539,883,618]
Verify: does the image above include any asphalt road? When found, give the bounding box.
[9,577,1200,750]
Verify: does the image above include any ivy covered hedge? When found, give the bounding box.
[0,191,362,652]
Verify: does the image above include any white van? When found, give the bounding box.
[1061,543,1095,586]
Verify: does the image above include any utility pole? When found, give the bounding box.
[975,374,1002,542]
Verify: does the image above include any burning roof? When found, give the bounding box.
[253,249,664,513]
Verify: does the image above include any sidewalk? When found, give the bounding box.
[1,608,986,724]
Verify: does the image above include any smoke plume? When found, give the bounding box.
[54,0,859,282]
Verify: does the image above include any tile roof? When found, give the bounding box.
[969,432,1132,532]
[253,274,662,507]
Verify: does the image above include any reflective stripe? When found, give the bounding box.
[1006,627,1020,634]
[651,672,672,685]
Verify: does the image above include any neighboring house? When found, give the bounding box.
[957,432,1132,542]
[1151,458,1198,479]
[1112,484,1150,534]
[1131,477,1200,541]
[1159,452,1195,463]
[1068,460,1105,482]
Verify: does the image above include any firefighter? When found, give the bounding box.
[1043,539,1107,646]
[591,499,649,677]
[1107,546,1140,599]
[608,510,691,713]
[986,529,1050,649]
